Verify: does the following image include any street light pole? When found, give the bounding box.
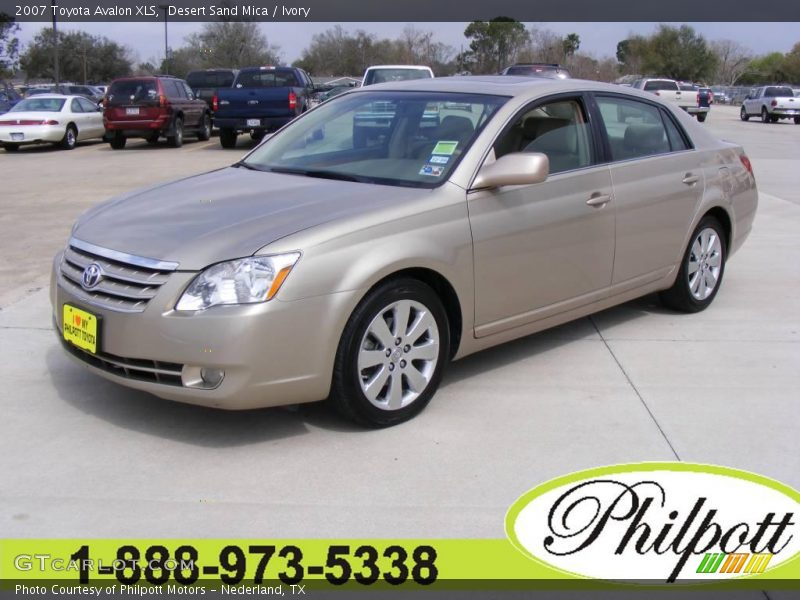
[159,5,169,75]
[51,0,59,85]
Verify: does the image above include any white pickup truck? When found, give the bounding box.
[631,78,710,122]
[740,86,800,124]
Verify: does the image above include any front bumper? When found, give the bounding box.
[0,125,64,144]
[51,252,359,410]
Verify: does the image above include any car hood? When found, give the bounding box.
[74,167,430,270]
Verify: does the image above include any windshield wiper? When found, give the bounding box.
[232,161,266,171]
[268,166,365,183]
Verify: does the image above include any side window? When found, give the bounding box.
[182,82,194,99]
[660,110,690,152]
[493,97,594,174]
[78,97,97,112]
[595,96,671,161]
[162,80,181,98]
[70,98,83,113]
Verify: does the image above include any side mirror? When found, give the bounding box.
[472,153,550,190]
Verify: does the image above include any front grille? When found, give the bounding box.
[59,239,177,313]
[61,336,184,387]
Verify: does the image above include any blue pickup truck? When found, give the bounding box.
[212,66,316,148]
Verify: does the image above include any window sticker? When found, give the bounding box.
[428,155,449,165]
[431,141,458,155]
[419,164,445,177]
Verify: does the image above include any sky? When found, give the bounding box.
[14,21,799,68]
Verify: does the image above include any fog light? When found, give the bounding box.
[200,368,225,387]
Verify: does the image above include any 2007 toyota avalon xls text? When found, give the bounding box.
[52,77,758,427]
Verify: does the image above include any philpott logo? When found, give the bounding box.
[505,463,800,583]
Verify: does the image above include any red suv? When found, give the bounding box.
[104,76,211,149]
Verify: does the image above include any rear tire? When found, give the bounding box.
[3,143,20,152]
[696,113,707,123]
[220,128,237,148]
[740,106,749,121]
[109,134,126,150]
[795,116,800,124]
[330,278,450,428]
[660,216,727,313]
[761,107,770,123]
[167,117,183,148]
[197,113,211,141]
[60,125,77,150]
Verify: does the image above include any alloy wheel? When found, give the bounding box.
[687,227,723,301]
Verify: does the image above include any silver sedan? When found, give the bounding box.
[1,95,105,151]
[52,77,758,427]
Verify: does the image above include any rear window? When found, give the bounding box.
[235,70,299,88]
[644,80,678,92]
[679,84,698,91]
[187,71,236,88]
[10,98,65,112]
[764,87,794,97]
[363,68,432,86]
[107,80,158,105]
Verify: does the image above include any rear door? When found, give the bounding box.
[592,94,703,286]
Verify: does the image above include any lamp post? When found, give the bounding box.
[158,5,169,74]
[51,0,59,85]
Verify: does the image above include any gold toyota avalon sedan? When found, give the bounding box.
[52,77,758,427]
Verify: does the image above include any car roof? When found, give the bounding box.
[350,76,657,99]
[365,65,433,70]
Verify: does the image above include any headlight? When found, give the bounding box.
[176,253,300,311]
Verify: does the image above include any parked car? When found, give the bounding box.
[52,77,757,427]
[103,76,212,149]
[361,65,434,86]
[0,87,22,114]
[56,84,104,103]
[632,78,710,122]
[316,85,354,102]
[186,68,238,112]
[212,66,315,148]
[740,86,799,124]
[500,63,572,79]
[0,95,105,151]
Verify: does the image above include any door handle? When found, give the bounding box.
[682,174,700,185]
[586,193,612,207]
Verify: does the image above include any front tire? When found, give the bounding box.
[660,216,727,313]
[740,106,749,121]
[331,278,450,427]
[60,125,77,150]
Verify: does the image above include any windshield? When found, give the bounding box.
[10,98,65,112]
[364,68,432,86]
[242,91,508,188]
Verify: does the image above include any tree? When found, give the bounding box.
[1,13,21,77]
[562,33,580,61]
[615,36,651,76]
[463,17,530,74]
[640,25,718,82]
[518,27,564,65]
[184,22,280,70]
[711,39,752,85]
[20,28,132,82]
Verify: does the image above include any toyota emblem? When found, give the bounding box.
[81,263,103,290]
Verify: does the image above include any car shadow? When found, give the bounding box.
[2,139,106,154]
[45,294,670,445]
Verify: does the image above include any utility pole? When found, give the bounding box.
[159,5,169,74]
[51,0,59,84]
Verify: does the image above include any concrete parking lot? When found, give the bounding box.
[0,105,798,539]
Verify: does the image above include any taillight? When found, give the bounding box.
[42,120,59,125]
[159,94,167,107]
[740,154,754,177]
[771,99,778,107]
[0,119,57,126]
[211,95,219,111]
[288,90,297,111]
